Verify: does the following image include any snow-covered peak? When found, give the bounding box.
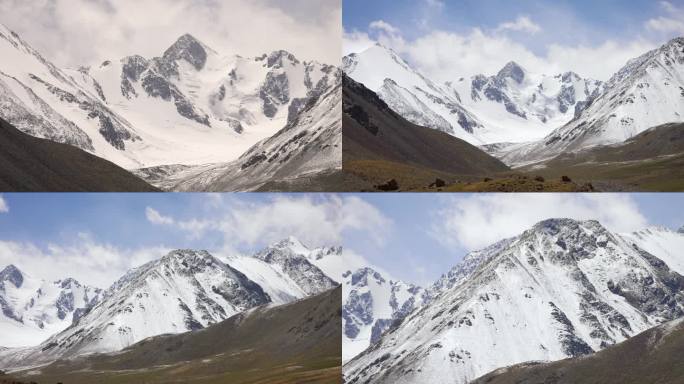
[496,61,526,84]
[679,225,684,234]
[500,36,684,165]
[0,264,24,288]
[254,240,337,295]
[343,265,429,362]
[345,218,684,384]
[162,33,214,70]
[270,236,310,253]
[262,49,300,68]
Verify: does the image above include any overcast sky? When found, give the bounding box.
[344,0,684,80]
[0,0,340,67]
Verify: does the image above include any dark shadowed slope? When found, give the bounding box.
[10,286,341,384]
[472,317,684,384]
[0,117,157,191]
[343,74,509,190]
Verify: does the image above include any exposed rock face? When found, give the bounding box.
[344,219,684,384]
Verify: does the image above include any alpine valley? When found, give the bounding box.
[342,219,684,384]
[343,37,684,191]
[0,24,341,192]
[0,237,343,382]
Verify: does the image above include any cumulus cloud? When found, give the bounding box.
[147,195,391,250]
[345,10,663,81]
[370,20,400,35]
[145,207,174,225]
[343,28,376,56]
[0,235,169,288]
[0,195,7,213]
[495,16,542,34]
[645,1,684,34]
[0,0,340,67]
[431,194,649,251]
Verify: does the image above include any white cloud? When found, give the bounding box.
[145,207,174,225]
[0,195,7,213]
[431,194,648,251]
[495,16,542,34]
[148,195,391,250]
[0,235,169,288]
[343,28,376,55]
[370,20,400,35]
[0,0,340,67]
[645,1,684,34]
[348,9,665,81]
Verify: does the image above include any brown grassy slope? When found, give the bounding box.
[0,117,157,191]
[518,122,684,191]
[342,75,509,190]
[472,318,684,384]
[13,287,342,384]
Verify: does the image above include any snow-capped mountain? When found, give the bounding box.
[0,265,102,348]
[344,218,684,384]
[0,23,339,172]
[449,62,603,143]
[0,240,342,369]
[343,44,601,145]
[253,237,339,295]
[620,225,684,275]
[343,44,484,143]
[134,73,342,191]
[343,267,429,362]
[497,37,684,166]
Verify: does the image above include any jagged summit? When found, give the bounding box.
[162,33,212,70]
[496,61,526,83]
[0,264,24,287]
[263,49,300,68]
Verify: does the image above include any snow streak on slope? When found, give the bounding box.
[344,219,684,384]
[0,24,140,166]
[343,44,484,143]
[620,226,684,276]
[0,265,102,348]
[342,267,429,362]
[497,37,684,166]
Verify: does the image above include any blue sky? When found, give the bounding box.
[0,193,682,288]
[342,193,684,286]
[343,0,684,80]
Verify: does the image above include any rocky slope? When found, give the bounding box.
[135,73,342,191]
[344,219,684,384]
[343,267,429,362]
[497,37,684,166]
[0,23,339,182]
[0,240,341,369]
[9,287,342,384]
[0,265,102,348]
[473,317,684,384]
[344,44,601,145]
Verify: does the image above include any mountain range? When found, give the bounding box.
[0,237,341,370]
[0,23,341,191]
[3,286,342,384]
[343,220,684,384]
[343,37,684,182]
